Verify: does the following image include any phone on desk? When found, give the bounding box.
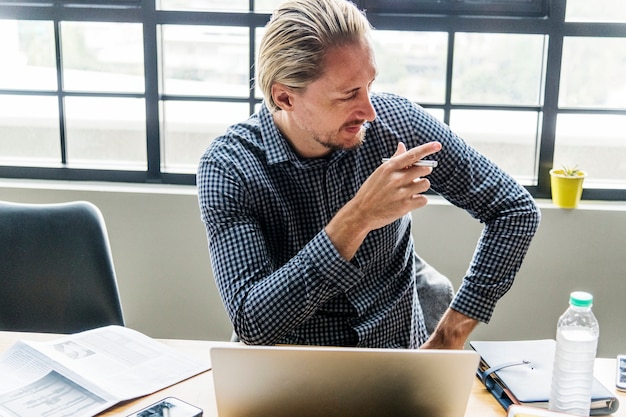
[617,355,626,392]
[127,397,202,417]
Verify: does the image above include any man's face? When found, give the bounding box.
[284,39,378,157]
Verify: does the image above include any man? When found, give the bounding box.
[197,0,540,349]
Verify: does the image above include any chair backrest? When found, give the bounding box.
[0,200,124,333]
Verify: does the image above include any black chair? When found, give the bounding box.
[0,200,124,333]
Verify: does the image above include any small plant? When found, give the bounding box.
[550,164,586,208]
[560,164,581,177]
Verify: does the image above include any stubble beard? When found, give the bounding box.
[314,124,367,152]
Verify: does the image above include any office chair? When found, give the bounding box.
[0,200,125,333]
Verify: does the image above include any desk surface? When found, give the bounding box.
[0,331,623,417]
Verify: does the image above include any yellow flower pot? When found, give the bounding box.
[549,168,587,209]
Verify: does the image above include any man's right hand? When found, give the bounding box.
[325,141,442,261]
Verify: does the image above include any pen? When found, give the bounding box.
[381,158,438,168]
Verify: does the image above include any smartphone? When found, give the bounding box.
[127,397,202,417]
[616,355,626,392]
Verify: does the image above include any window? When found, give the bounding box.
[370,31,448,104]
[0,0,625,200]
[556,35,626,189]
[361,0,548,17]
[159,24,251,173]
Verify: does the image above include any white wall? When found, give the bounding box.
[1,180,625,357]
[411,199,626,357]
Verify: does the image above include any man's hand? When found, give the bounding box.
[419,308,479,350]
[325,141,441,260]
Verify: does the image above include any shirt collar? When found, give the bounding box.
[258,102,371,167]
[258,103,296,166]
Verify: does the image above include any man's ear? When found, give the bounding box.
[271,83,295,111]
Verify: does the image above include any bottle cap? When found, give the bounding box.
[570,291,593,307]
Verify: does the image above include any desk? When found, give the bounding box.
[1,331,624,417]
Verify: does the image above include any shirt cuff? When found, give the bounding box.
[450,280,498,324]
[301,230,365,293]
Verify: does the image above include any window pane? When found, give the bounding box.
[61,22,144,93]
[425,108,444,124]
[371,31,447,104]
[161,101,250,173]
[0,20,56,91]
[566,0,626,23]
[555,114,626,188]
[559,37,626,109]
[449,110,539,183]
[65,97,146,169]
[0,95,60,165]
[161,25,250,97]
[157,0,248,11]
[254,27,265,100]
[255,0,286,12]
[452,33,546,106]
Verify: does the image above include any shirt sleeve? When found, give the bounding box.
[197,150,364,345]
[437,142,541,323]
[390,96,541,323]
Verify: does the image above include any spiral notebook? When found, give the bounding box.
[470,339,619,416]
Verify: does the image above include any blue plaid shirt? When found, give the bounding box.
[197,92,540,348]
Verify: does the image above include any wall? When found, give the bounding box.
[411,198,626,357]
[1,180,625,357]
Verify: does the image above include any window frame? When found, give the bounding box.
[0,0,625,201]
[359,0,549,18]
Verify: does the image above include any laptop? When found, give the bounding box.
[210,345,480,417]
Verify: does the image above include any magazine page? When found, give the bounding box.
[0,342,117,417]
[23,325,211,401]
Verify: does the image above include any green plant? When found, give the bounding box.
[560,164,581,177]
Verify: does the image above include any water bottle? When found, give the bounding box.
[548,291,599,416]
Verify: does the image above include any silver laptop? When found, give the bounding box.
[210,345,479,417]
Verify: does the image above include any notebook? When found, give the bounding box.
[210,345,480,417]
[506,404,581,417]
[470,339,619,415]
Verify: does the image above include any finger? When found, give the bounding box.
[392,142,407,158]
[410,194,429,209]
[397,177,431,203]
[395,141,441,168]
[410,177,431,196]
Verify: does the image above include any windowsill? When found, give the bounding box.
[428,194,626,212]
[535,199,626,212]
[0,178,198,196]
[1,178,625,211]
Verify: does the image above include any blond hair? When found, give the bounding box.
[256,0,371,112]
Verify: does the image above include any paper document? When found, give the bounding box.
[0,325,211,417]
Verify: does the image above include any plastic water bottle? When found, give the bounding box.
[548,291,599,417]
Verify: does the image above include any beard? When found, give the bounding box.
[312,122,367,152]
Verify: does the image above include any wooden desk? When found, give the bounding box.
[1,331,623,417]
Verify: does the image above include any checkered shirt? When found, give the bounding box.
[197,92,540,348]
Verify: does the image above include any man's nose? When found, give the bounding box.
[358,94,376,122]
